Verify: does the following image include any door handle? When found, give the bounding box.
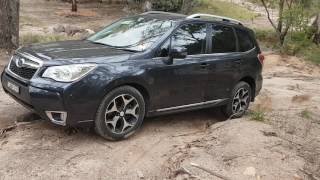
[200,63,209,68]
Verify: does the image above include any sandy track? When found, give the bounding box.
[1,53,319,180]
[0,0,319,178]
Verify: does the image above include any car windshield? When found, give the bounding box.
[87,16,174,52]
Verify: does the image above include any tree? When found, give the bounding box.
[0,0,20,49]
[261,0,295,46]
[71,0,77,12]
[312,13,320,44]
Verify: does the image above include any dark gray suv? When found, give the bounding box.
[1,11,263,140]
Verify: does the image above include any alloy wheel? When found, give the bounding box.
[104,94,140,134]
[232,88,250,114]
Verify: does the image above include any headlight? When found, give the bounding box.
[42,64,96,82]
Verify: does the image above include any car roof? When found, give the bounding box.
[140,11,187,20]
[140,11,250,30]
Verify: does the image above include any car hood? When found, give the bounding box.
[17,40,134,64]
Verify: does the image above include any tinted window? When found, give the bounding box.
[236,29,255,52]
[171,24,207,55]
[211,25,236,53]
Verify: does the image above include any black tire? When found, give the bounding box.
[221,81,251,119]
[95,86,146,141]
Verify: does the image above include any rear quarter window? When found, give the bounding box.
[211,25,237,53]
[235,28,255,52]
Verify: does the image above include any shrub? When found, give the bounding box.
[249,109,266,122]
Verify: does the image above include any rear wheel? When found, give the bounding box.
[222,81,251,119]
[95,86,145,141]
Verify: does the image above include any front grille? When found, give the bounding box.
[9,55,40,80]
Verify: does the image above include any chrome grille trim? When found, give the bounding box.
[7,53,43,81]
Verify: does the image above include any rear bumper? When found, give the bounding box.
[1,70,95,127]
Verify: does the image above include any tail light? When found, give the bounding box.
[258,53,265,65]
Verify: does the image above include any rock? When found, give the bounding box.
[85,29,95,35]
[64,25,82,36]
[137,170,144,179]
[293,174,303,180]
[53,24,65,33]
[243,166,256,176]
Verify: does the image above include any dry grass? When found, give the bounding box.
[20,33,72,45]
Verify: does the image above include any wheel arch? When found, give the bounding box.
[239,76,256,101]
[102,79,151,113]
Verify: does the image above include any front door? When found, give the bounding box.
[149,23,209,111]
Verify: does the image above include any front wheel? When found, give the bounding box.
[222,81,251,119]
[95,86,146,141]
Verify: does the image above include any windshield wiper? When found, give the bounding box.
[115,48,140,52]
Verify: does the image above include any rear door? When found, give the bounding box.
[149,23,209,111]
[204,24,242,101]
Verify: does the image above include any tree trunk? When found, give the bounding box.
[277,0,285,33]
[312,13,320,45]
[71,0,77,12]
[0,0,20,49]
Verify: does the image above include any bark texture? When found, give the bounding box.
[0,0,20,49]
[71,0,77,12]
[312,13,320,45]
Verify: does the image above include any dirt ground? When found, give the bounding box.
[1,0,320,179]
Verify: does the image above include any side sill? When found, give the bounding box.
[147,98,228,117]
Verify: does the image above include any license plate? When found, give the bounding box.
[7,81,20,94]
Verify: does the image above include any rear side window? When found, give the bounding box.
[236,29,255,52]
[171,23,207,55]
[211,25,236,53]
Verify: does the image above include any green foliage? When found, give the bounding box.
[254,28,278,48]
[282,3,309,32]
[282,32,320,64]
[193,0,257,20]
[255,28,320,64]
[249,109,266,122]
[152,0,183,12]
[20,33,71,45]
[300,109,312,119]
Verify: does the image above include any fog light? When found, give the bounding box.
[45,111,67,126]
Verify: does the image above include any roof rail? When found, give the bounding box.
[186,13,243,25]
[141,11,185,17]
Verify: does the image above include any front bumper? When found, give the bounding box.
[1,70,97,127]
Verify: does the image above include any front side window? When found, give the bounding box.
[171,23,207,55]
[236,29,255,52]
[211,25,236,53]
[87,16,174,52]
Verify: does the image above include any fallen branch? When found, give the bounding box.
[0,124,17,138]
[190,162,231,180]
[174,167,199,179]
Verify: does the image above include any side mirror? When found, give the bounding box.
[159,47,187,65]
[170,47,187,59]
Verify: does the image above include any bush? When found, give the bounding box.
[255,28,320,64]
[249,109,266,122]
[152,0,183,12]
[151,0,198,13]
[254,28,279,48]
